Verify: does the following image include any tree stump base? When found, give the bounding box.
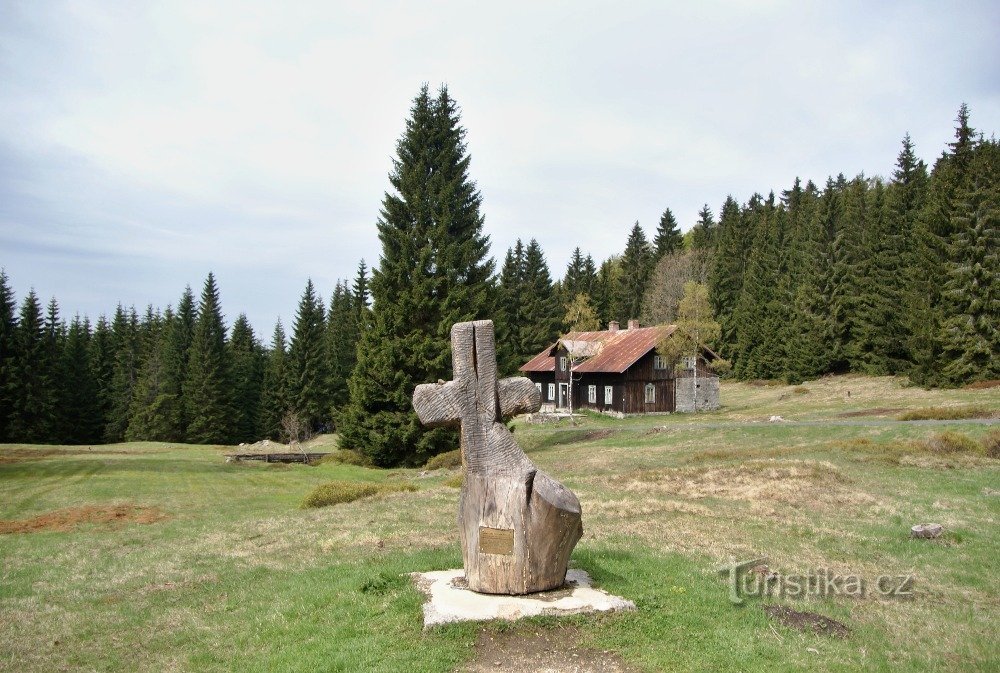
[413,320,583,595]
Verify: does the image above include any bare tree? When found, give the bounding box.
[640,249,713,325]
[281,410,312,462]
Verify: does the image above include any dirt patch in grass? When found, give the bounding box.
[461,625,636,673]
[837,407,906,418]
[0,504,168,534]
[763,605,850,638]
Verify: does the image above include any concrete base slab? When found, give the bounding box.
[411,568,636,629]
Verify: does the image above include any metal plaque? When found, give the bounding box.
[478,527,514,555]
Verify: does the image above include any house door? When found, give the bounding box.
[558,383,568,409]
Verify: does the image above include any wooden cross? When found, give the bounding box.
[413,320,583,595]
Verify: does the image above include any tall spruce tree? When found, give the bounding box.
[258,320,289,440]
[708,195,749,350]
[229,314,263,443]
[104,305,140,443]
[518,239,561,360]
[90,315,115,439]
[126,307,176,441]
[0,271,17,441]
[495,240,526,375]
[287,279,330,431]
[653,207,683,259]
[613,221,654,324]
[184,273,232,444]
[7,291,52,443]
[326,280,355,413]
[338,84,494,466]
[939,139,1000,384]
[62,316,101,443]
[690,204,717,250]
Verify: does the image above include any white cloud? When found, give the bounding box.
[1,0,998,332]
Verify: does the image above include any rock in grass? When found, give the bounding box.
[911,523,943,539]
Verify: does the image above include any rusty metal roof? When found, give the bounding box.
[519,325,676,374]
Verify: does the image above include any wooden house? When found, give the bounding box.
[519,320,719,415]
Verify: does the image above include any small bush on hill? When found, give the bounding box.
[980,430,1000,459]
[925,432,982,455]
[301,480,416,508]
[425,449,462,470]
[316,450,373,467]
[897,406,992,421]
[792,386,809,395]
[443,473,464,489]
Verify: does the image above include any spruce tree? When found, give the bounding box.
[653,207,683,259]
[8,292,52,442]
[126,307,176,442]
[62,316,101,443]
[613,221,654,324]
[105,305,140,443]
[338,84,493,466]
[184,273,232,444]
[258,320,289,440]
[229,314,263,442]
[708,195,749,350]
[562,247,594,304]
[690,204,717,250]
[939,140,1000,384]
[287,279,330,431]
[495,241,526,375]
[90,315,115,440]
[593,256,621,326]
[518,239,561,360]
[0,271,17,441]
[326,280,355,413]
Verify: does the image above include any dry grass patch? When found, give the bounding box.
[607,460,871,509]
[0,504,167,534]
[897,405,995,421]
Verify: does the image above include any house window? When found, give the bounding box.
[654,355,668,370]
[683,356,697,370]
[604,386,613,404]
[559,356,567,372]
[535,383,542,397]
[645,383,656,404]
[548,383,555,400]
[588,385,596,403]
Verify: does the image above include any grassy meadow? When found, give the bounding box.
[1,375,998,672]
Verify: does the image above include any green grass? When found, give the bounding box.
[1,375,998,671]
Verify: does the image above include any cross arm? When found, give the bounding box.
[497,377,541,420]
[412,380,466,428]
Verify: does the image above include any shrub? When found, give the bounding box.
[315,450,373,467]
[925,431,982,455]
[301,480,415,509]
[792,386,809,395]
[897,406,992,421]
[443,473,464,489]
[981,430,1000,459]
[425,449,462,470]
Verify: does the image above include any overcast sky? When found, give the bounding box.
[1,1,998,335]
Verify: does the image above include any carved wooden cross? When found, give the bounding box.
[414,320,583,595]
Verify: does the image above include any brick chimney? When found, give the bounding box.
[627,319,639,330]
[608,321,619,333]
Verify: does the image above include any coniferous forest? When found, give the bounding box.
[1,89,996,465]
